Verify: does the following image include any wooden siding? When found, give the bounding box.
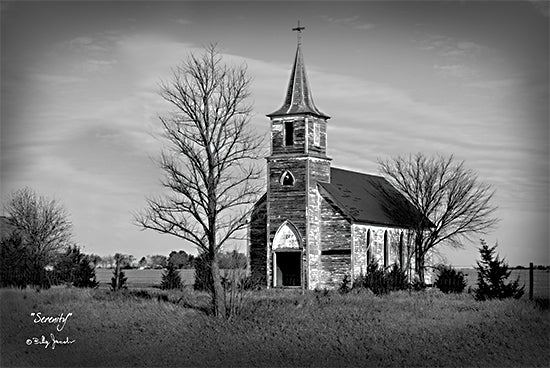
[318,194,352,289]
[319,254,350,289]
[320,196,351,251]
[271,118,306,155]
[306,117,328,156]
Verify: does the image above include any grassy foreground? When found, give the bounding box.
[1,287,548,367]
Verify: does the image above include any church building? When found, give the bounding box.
[249,28,425,289]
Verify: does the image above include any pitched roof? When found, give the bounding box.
[267,43,330,119]
[318,168,427,228]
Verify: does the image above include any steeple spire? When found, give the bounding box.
[267,23,330,119]
[292,20,305,45]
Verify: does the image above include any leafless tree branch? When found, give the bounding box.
[378,152,498,282]
[134,44,264,317]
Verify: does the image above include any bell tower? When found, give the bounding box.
[266,22,331,289]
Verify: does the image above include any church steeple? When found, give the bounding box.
[267,24,330,119]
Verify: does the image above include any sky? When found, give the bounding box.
[1,1,548,267]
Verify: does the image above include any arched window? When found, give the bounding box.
[273,221,301,249]
[280,171,295,186]
[366,229,372,265]
[383,230,389,268]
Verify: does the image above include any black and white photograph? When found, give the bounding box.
[1,1,548,367]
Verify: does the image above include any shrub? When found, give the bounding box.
[386,263,408,291]
[474,239,524,301]
[353,263,390,295]
[161,263,183,290]
[411,277,427,291]
[435,265,467,293]
[339,274,352,294]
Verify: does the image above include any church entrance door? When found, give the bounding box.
[275,251,301,287]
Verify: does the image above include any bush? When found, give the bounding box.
[411,277,426,291]
[339,274,352,294]
[435,265,467,293]
[161,263,183,290]
[386,263,408,291]
[474,239,524,301]
[352,262,408,295]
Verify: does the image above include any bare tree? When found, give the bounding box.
[378,153,498,283]
[135,45,263,318]
[3,187,72,265]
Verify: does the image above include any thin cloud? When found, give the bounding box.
[321,15,375,30]
[434,63,476,78]
[174,18,192,25]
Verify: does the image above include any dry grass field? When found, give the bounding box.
[1,286,548,367]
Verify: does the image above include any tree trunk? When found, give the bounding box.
[414,238,425,284]
[417,257,425,284]
[210,253,226,318]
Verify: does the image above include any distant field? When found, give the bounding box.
[95,268,195,287]
[95,267,550,298]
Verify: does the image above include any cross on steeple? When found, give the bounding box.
[292,21,305,45]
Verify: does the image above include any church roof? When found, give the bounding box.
[267,43,330,119]
[318,168,427,228]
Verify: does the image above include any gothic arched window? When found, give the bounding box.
[280,171,295,186]
[399,232,404,269]
[366,229,372,265]
[383,230,389,268]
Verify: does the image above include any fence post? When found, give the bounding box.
[529,262,533,300]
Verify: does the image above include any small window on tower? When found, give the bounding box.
[284,121,294,146]
[313,122,320,146]
[280,171,295,186]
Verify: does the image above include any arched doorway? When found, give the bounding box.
[272,221,302,287]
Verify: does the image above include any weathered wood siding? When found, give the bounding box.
[306,117,327,156]
[318,195,351,289]
[267,158,308,240]
[267,157,307,288]
[271,116,329,157]
[271,117,307,156]
[306,159,330,288]
[249,195,267,286]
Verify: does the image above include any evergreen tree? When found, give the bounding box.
[55,245,99,288]
[474,239,524,301]
[110,253,128,291]
[0,233,49,288]
[110,268,128,291]
[73,255,99,288]
[161,263,183,290]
